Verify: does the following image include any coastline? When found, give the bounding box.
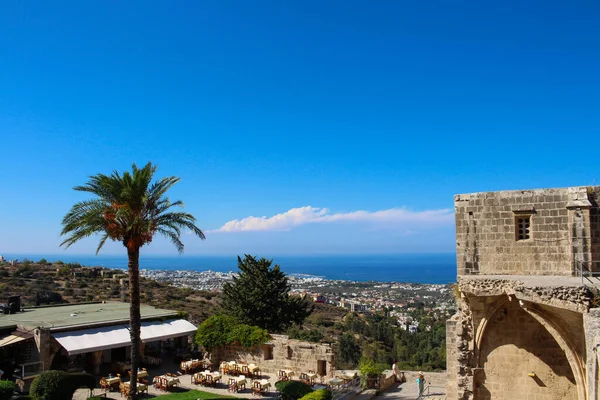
[0,253,457,284]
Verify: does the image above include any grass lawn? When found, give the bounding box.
[152,390,237,399]
[89,389,237,400]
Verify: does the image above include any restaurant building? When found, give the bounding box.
[0,301,196,391]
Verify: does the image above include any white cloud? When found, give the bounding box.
[212,206,454,233]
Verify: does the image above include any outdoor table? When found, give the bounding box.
[182,360,196,370]
[136,370,148,379]
[253,379,271,395]
[166,376,180,387]
[123,382,148,394]
[106,376,121,388]
[155,375,180,387]
[248,364,260,377]
[258,379,270,389]
[307,372,318,383]
[283,369,294,378]
[328,378,343,389]
[200,371,220,378]
[203,372,221,386]
[337,371,356,381]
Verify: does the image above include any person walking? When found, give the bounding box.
[392,360,399,382]
[416,371,425,398]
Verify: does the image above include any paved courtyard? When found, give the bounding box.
[73,370,283,399]
[375,372,446,400]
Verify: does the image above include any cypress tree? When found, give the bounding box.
[222,255,313,333]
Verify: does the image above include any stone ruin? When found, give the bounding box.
[211,334,335,377]
[446,186,600,400]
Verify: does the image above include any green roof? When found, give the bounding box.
[0,302,178,331]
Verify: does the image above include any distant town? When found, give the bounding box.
[140,268,455,333]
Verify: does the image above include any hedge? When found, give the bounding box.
[0,380,15,400]
[275,380,313,400]
[299,389,332,400]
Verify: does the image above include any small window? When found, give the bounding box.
[515,215,532,240]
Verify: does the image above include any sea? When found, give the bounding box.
[1,253,457,284]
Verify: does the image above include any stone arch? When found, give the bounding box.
[521,305,586,400]
[474,296,580,400]
[474,295,510,357]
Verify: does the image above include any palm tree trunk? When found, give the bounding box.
[128,247,141,400]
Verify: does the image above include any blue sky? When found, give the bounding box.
[1,1,598,256]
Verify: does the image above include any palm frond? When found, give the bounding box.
[61,162,204,253]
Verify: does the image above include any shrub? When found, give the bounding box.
[275,380,313,400]
[358,357,387,389]
[299,389,332,400]
[0,380,15,400]
[30,371,94,400]
[30,370,71,400]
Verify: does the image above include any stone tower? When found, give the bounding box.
[446,186,600,400]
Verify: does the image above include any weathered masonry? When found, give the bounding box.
[446,186,600,400]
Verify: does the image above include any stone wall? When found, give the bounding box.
[445,316,459,400]
[475,298,577,400]
[379,370,396,392]
[583,308,600,400]
[211,334,335,377]
[455,186,600,276]
[446,277,593,400]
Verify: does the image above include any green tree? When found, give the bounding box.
[222,255,313,332]
[60,162,205,398]
[337,332,361,368]
[195,315,270,350]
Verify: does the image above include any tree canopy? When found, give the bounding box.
[195,315,270,350]
[221,255,313,333]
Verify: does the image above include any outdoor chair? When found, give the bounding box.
[241,365,250,376]
[228,378,238,392]
[220,362,229,375]
[192,373,203,385]
[278,370,288,381]
[300,373,310,385]
[157,377,168,391]
[252,381,262,396]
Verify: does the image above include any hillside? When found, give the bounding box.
[0,259,217,324]
[0,258,448,371]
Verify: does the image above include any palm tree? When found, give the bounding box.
[61,162,205,399]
